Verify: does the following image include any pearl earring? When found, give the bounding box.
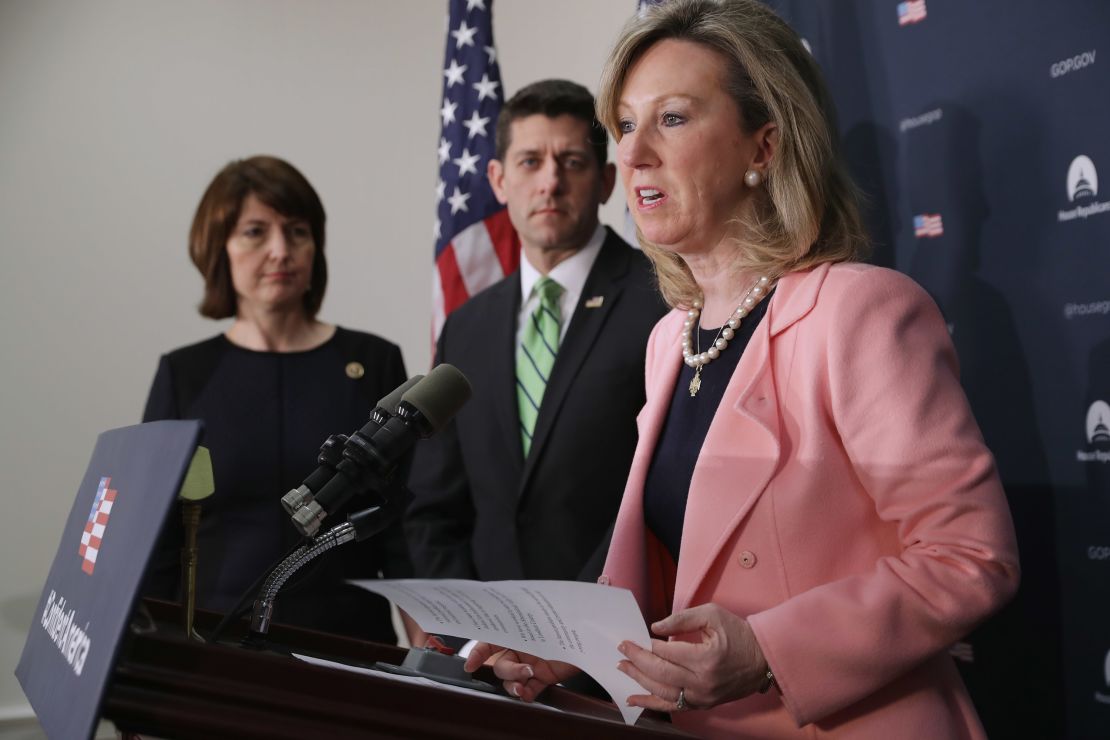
[744,169,762,187]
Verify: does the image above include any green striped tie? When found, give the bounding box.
[517,276,563,456]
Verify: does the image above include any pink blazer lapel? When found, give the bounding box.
[672,265,828,612]
[604,314,683,614]
[608,266,830,616]
[672,310,781,611]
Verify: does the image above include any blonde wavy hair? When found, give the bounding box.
[597,0,869,308]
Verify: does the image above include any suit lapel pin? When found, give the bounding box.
[584,295,604,309]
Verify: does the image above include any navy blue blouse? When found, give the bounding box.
[643,294,771,563]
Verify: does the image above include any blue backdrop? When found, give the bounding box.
[760,1,1110,737]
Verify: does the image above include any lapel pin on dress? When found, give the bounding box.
[345,362,365,379]
[584,296,604,309]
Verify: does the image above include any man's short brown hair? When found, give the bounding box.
[494,79,608,169]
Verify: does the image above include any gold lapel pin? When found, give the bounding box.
[584,296,604,309]
[345,362,365,379]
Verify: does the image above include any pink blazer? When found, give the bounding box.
[601,263,1019,739]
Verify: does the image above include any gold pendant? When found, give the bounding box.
[689,365,702,397]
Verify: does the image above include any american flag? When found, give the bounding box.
[897,0,927,26]
[432,0,518,340]
[78,476,117,575]
[913,213,944,238]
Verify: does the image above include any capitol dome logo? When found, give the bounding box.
[1068,155,1098,201]
[1077,401,1110,462]
[1089,401,1110,445]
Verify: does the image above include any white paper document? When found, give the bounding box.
[350,579,650,725]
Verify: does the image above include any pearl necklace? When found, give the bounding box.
[682,275,772,397]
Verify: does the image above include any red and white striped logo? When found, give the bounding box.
[78,476,117,575]
[913,213,944,238]
[897,0,927,26]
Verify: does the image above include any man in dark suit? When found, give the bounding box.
[405,80,665,587]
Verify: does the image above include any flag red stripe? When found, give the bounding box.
[484,209,521,277]
[437,244,470,315]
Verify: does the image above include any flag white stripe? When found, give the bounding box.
[453,220,506,298]
[432,271,448,345]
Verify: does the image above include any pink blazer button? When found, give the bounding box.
[738,551,757,569]
[597,575,611,585]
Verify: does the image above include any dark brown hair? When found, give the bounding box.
[189,155,327,319]
[494,79,609,169]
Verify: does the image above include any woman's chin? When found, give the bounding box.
[639,233,693,256]
[634,225,680,250]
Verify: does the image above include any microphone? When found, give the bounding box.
[280,375,423,517]
[291,364,472,536]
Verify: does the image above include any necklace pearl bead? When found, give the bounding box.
[681,276,773,372]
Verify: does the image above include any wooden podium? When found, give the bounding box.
[104,600,691,739]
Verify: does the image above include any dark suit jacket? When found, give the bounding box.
[405,229,666,583]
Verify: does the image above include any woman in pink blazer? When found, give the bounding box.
[467,1,1019,736]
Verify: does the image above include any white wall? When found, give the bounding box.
[0,0,636,724]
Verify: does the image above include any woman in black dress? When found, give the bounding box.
[143,155,411,642]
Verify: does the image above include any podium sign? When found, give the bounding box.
[16,420,202,740]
